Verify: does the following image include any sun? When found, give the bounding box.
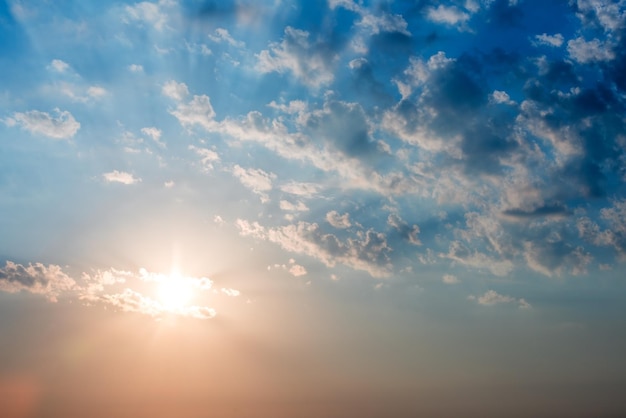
[157,272,192,310]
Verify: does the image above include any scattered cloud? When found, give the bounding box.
[426,5,470,26]
[209,28,244,47]
[231,165,275,201]
[162,80,189,102]
[128,64,144,73]
[567,37,615,63]
[5,109,80,139]
[0,261,76,302]
[469,290,531,309]
[237,219,392,278]
[326,211,351,229]
[257,26,336,88]
[102,170,141,185]
[442,274,460,284]
[533,33,564,47]
[48,59,70,73]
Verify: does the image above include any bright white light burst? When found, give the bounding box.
[158,272,193,310]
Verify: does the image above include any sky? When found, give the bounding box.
[1,0,626,416]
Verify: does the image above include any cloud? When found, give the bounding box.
[168,95,216,131]
[5,109,80,139]
[86,86,107,99]
[124,1,170,31]
[0,261,76,302]
[102,288,215,319]
[48,59,70,72]
[387,213,421,245]
[326,211,351,229]
[567,37,615,63]
[469,290,531,309]
[489,90,516,105]
[442,274,460,284]
[280,200,309,212]
[288,263,307,277]
[443,241,514,277]
[128,64,144,73]
[534,33,564,47]
[426,5,470,26]
[279,181,321,198]
[162,80,189,102]
[141,127,165,147]
[256,26,337,88]
[221,288,241,297]
[231,165,275,201]
[189,145,220,170]
[268,259,308,277]
[102,170,141,185]
[209,28,244,47]
[236,219,392,278]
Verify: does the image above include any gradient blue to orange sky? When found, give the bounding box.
[1,0,626,417]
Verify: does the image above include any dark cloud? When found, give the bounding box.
[303,100,378,157]
[0,261,75,301]
[502,204,570,219]
[460,115,518,175]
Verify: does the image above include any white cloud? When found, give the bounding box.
[567,37,614,63]
[442,274,460,284]
[280,181,321,197]
[129,64,144,73]
[6,109,80,139]
[0,261,76,302]
[443,241,514,277]
[268,100,307,115]
[280,200,309,212]
[221,288,241,297]
[256,26,336,88]
[169,95,216,131]
[357,12,410,36]
[189,145,220,170]
[236,219,392,278]
[209,28,244,47]
[231,165,275,201]
[575,0,626,32]
[124,1,169,31]
[87,86,107,99]
[326,211,352,229]
[48,59,70,73]
[289,263,307,277]
[489,90,515,105]
[426,5,470,26]
[162,80,189,102]
[267,260,308,277]
[534,33,564,47]
[102,170,141,185]
[141,127,165,148]
[470,290,531,309]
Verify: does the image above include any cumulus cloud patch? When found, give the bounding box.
[5,109,80,139]
[469,290,531,309]
[0,261,76,302]
[102,170,141,185]
[237,219,392,278]
[257,26,337,88]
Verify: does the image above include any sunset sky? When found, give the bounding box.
[1,0,626,417]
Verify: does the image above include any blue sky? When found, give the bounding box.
[1,0,626,417]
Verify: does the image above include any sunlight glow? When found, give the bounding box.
[158,272,192,310]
